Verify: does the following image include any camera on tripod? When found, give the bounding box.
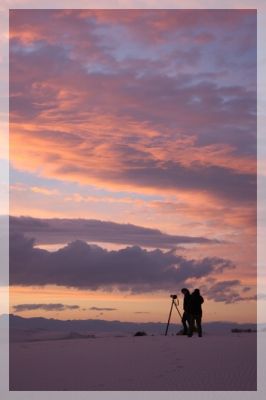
[165,294,181,335]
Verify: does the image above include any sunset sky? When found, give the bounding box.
[8,9,257,323]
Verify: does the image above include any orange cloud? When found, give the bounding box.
[9,9,256,205]
[30,186,59,196]
[9,112,256,204]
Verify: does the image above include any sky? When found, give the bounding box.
[7,9,257,323]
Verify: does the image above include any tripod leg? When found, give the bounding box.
[165,299,174,336]
[174,301,183,321]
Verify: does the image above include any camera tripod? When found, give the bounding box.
[165,295,182,336]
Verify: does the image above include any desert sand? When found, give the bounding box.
[9,332,256,391]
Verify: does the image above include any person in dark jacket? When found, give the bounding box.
[188,288,204,337]
[181,288,191,335]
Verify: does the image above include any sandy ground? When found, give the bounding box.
[9,333,257,391]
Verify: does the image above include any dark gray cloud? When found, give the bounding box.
[89,307,117,311]
[9,216,217,248]
[202,280,255,304]
[110,160,256,204]
[9,232,234,293]
[13,303,80,312]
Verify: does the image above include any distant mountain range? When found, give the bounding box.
[2,314,260,340]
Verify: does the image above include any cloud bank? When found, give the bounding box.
[13,303,80,312]
[9,216,217,248]
[10,232,234,293]
[9,233,254,303]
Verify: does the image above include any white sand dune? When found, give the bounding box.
[9,333,256,391]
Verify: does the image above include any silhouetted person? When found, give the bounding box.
[181,288,191,335]
[188,288,204,337]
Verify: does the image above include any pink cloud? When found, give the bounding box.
[9,10,256,209]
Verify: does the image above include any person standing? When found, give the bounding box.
[181,288,191,335]
[188,288,204,337]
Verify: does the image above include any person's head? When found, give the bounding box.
[193,288,200,295]
[181,288,189,295]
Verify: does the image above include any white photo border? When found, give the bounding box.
[1,1,265,399]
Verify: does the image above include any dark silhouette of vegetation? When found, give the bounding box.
[134,331,147,336]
